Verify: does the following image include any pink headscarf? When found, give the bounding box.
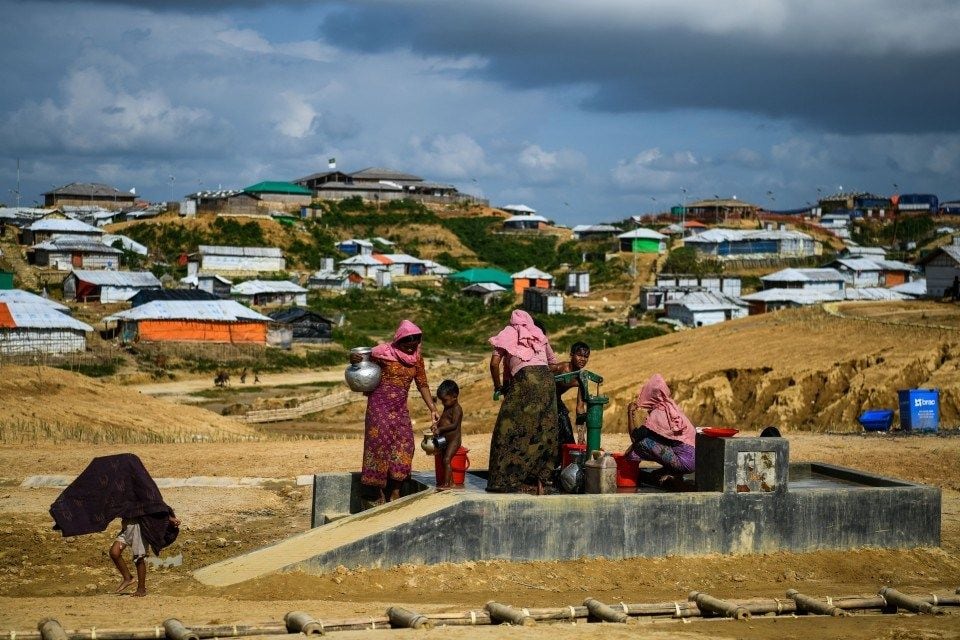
[372,319,422,366]
[489,310,548,361]
[637,374,696,447]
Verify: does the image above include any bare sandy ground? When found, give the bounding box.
[0,432,958,640]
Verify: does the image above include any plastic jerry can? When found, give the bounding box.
[584,451,618,494]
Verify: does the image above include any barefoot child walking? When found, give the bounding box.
[110,512,181,596]
[50,453,181,597]
[431,379,463,489]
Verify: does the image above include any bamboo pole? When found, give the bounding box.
[38,619,68,640]
[484,602,536,626]
[386,607,432,630]
[689,591,751,620]
[787,589,846,617]
[284,612,324,636]
[880,587,945,615]
[583,599,629,623]
[162,620,198,640]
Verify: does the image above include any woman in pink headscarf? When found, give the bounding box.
[486,310,559,493]
[351,320,439,504]
[625,374,696,484]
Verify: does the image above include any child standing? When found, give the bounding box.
[111,513,181,596]
[431,379,463,489]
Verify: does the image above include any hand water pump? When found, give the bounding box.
[554,368,608,455]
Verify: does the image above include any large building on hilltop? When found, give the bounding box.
[43,183,136,210]
[293,167,486,206]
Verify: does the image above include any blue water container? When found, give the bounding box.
[898,389,940,432]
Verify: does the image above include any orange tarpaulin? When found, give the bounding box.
[0,303,15,328]
[136,320,267,344]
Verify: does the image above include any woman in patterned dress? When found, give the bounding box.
[486,310,558,494]
[352,320,439,504]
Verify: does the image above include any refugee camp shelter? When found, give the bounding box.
[339,254,388,279]
[740,288,836,315]
[685,228,815,258]
[336,239,374,256]
[105,300,272,344]
[192,245,285,274]
[129,289,219,307]
[460,282,507,305]
[63,270,161,303]
[0,302,93,355]
[383,254,427,276]
[180,274,233,299]
[618,228,667,253]
[664,290,748,327]
[511,267,554,294]
[872,259,917,287]
[422,260,454,277]
[760,268,845,292]
[571,225,619,240]
[522,287,564,315]
[0,271,14,290]
[267,307,334,342]
[890,279,928,298]
[0,289,69,311]
[825,258,883,288]
[101,233,148,256]
[654,275,742,296]
[308,269,362,290]
[449,268,513,289]
[839,245,886,260]
[231,280,308,307]
[32,237,123,271]
[243,182,313,208]
[500,204,537,216]
[23,218,103,245]
[43,183,136,209]
[917,241,960,298]
[503,214,549,231]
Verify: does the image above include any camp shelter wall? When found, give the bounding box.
[200,255,285,272]
[129,319,267,344]
[620,237,665,253]
[0,328,86,355]
[512,277,552,294]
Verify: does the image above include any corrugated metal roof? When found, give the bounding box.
[572,224,619,233]
[502,204,537,213]
[231,280,307,295]
[101,234,148,256]
[350,167,424,182]
[686,228,811,243]
[43,182,130,198]
[741,288,836,304]
[890,279,927,297]
[104,300,272,322]
[462,283,507,293]
[667,290,746,311]
[28,218,103,233]
[761,268,844,282]
[842,288,908,301]
[504,214,549,223]
[340,254,386,266]
[0,302,92,331]
[919,245,960,266]
[180,274,234,285]
[618,228,666,240]
[70,270,161,287]
[830,258,883,272]
[337,239,374,248]
[33,237,123,253]
[512,267,554,280]
[0,289,69,311]
[243,181,313,195]
[197,245,283,258]
[872,259,917,272]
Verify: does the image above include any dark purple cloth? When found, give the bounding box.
[49,453,178,555]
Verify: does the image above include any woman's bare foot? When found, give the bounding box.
[115,577,135,593]
[132,587,146,597]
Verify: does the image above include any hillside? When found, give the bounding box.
[453,301,959,434]
[0,365,255,443]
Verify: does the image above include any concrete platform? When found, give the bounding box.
[193,458,940,587]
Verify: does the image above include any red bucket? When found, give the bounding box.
[561,443,587,468]
[612,452,640,488]
[434,446,470,486]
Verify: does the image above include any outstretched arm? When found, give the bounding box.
[489,352,504,392]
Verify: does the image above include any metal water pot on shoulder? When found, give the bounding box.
[345,347,382,392]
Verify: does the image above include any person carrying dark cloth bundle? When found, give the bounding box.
[49,453,180,597]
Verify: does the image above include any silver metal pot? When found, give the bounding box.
[344,347,382,393]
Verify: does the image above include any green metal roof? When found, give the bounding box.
[244,181,313,196]
[449,267,513,288]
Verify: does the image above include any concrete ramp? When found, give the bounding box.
[193,490,459,587]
